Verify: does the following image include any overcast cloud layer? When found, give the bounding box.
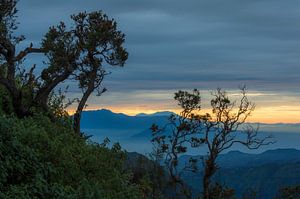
[15,0,300,118]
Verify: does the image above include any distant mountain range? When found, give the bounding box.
[135,111,174,117]
[82,109,300,198]
[81,108,300,132]
[81,109,300,154]
[81,109,170,130]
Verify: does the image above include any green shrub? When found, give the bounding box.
[0,114,141,198]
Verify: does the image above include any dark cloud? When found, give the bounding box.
[15,0,300,97]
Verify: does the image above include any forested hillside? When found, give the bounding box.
[0,1,143,197]
[0,89,143,198]
[1,1,299,198]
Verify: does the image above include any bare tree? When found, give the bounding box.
[152,87,274,199]
[200,87,274,199]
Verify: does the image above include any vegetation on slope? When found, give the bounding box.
[0,91,141,199]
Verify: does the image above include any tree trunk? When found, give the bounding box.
[73,85,94,134]
[3,48,31,117]
[203,169,211,199]
[12,90,27,117]
[203,154,217,199]
[34,72,71,112]
[73,111,82,135]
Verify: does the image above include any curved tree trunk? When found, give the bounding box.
[73,84,94,135]
[34,72,72,112]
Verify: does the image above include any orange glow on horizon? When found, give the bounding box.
[67,105,300,124]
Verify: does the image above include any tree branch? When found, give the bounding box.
[14,43,45,61]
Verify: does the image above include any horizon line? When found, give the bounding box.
[68,108,300,125]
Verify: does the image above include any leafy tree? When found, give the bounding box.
[71,11,127,134]
[151,87,274,199]
[0,0,128,134]
[0,1,143,198]
[151,89,202,199]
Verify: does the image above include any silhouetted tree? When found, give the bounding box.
[71,11,127,134]
[151,89,203,199]
[0,0,44,116]
[0,0,127,134]
[152,87,274,199]
[200,87,274,199]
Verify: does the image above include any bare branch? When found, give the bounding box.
[14,43,45,61]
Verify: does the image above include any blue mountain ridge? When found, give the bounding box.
[81,109,170,130]
[81,109,300,132]
[178,148,300,169]
[81,109,300,198]
[81,109,300,154]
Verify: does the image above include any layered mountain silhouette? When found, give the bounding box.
[82,109,300,198]
[81,109,170,130]
[81,109,300,153]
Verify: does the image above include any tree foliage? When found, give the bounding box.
[0,112,141,198]
[0,0,128,134]
[0,1,144,198]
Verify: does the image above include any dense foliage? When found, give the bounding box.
[0,0,128,134]
[0,96,141,198]
[0,1,299,198]
[0,2,142,196]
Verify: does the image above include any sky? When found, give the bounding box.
[16,0,300,123]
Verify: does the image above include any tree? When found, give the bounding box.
[0,0,45,116]
[71,11,127,134]
[0,0,128,134]
[200,87,275,199]
[151,87,274,199]
[151,89,203,199]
